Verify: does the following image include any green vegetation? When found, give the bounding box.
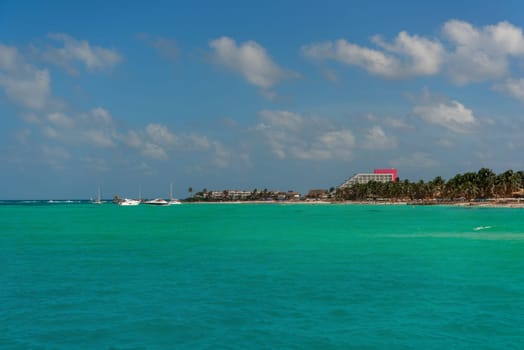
[187,188,300,202]
[336,168,524,202]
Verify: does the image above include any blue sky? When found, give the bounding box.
[2,0,524,199]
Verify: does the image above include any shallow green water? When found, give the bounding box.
[1,203,523,349]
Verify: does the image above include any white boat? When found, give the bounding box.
[167,183,182,205]
[118,198,141,206]
[143,198,169,206]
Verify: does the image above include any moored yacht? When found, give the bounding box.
[117,198,141,206]
[167,182,182,205]
[143,198,169,206]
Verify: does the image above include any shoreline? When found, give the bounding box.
[182,199,524,208]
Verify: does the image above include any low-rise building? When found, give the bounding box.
[306,189,329,199]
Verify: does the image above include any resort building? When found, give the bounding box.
[339,168,398,188]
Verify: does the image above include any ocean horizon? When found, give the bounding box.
[2,202,523,349]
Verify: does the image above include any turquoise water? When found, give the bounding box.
[1,203,523,349]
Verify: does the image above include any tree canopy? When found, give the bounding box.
[336,168,524,202]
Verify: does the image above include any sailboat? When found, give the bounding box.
[92,187,103,205]
[167,182,182,205]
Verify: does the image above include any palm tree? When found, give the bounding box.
[188,186,193,198]
[427,176,445,199]
[476,168,495,198]
[495,170,521,197]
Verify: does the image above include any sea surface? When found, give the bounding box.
[1,201,523,349]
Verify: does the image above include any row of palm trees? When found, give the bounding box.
[335,168,524,201]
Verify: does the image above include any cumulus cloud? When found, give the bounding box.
[40,33,122,73]
[145,123,178,146]
[443,20,524,84]
[22,103,224,165]
[187,134,211,149]
[0,43,18,70]
[0,68,51,110]
[297,129,355,160]
[209,36,298,88]
[301,20,524,85]
[256,110,356,160]
[383,117,414,129]
[413,100,475,133]
[141,142,168,160]
[47,112,74,128]
[118,122,218,161]
[412,91,476,133]
[362,125,397,150]
[86,107,113,125]
[38,108,116,148]
[258,109,303,131]
[493,78,524,103]
[301,31,444,79]
[0,43,51,110]
[211,141,231,168]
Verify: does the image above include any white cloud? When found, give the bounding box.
[412,97,476,133]
[384,117,414,129]
[212,141,231,168]
[0,66,51,110]
[187,134,211,149]
[0,43,52,110]
[122,130,143,149]
[302,31,444,79]
[47,112,74,128]
[38,108,117,148]
[301,20,524,85]
[0,43,18,70]
[297,129,355,160]
[209,36,298,88]
[42,125,59,139]
[493,78,524,103]
[258,110,303,131]
[87,107,113,125]
[443,20,524,84]
[118,122,218,161]
[145,123,178,146]
[256,110,355,160]
[42,33,122,72]
[362,125,397,150]
[141,142,168,160]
